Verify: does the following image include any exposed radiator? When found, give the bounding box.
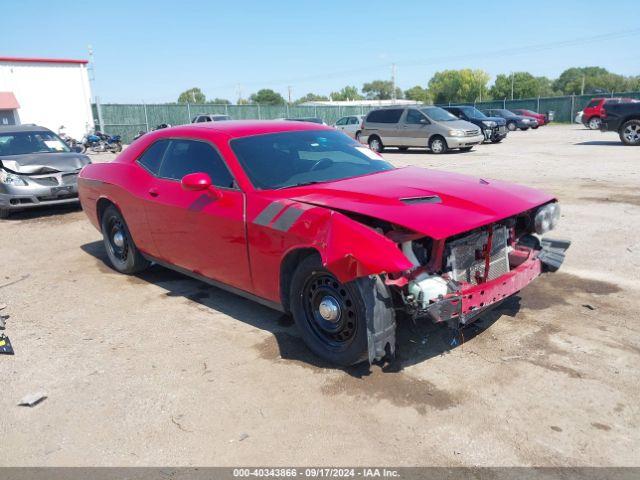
[446,225,510,285]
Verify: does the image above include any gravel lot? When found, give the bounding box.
[1,124,638,466]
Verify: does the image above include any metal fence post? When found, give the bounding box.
[143,101,149,132]
[225,104,229,115]
[286,103,290,117]
[503,98,506,109]
[537,96,540,112]
[186,103,191,122]
[570,95,575,122]
[257,104,261,120]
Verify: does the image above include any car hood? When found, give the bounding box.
[438,119,480,131]
[290,167,554,240]
[483,116,507,125]
[0,152,91,175]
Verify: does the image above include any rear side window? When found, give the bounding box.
[366,109,403,124]
[586,100,600,108]
[158,140,234,188]
[137,140,170,175]
[348,117,359,125]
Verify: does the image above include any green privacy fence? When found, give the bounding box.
[93,91,640,143]
[92,103,378,143]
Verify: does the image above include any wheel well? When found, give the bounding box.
[280,248,321,313]
[96,198,116,226]
[368,134,381,143]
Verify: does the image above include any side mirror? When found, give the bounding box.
[181,172,219,197]
[420,118,430,124]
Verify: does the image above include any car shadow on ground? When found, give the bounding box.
[1,203,82,221]
[387,148,471,155]
[81,240,521,377]
[574,140,622,146]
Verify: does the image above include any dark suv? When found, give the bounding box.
[443,106,508,143]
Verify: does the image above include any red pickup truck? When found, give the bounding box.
[582,98,637,130]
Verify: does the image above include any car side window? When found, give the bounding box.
[137,139,170,175]
[347,117,357,125]
[158,140,235,188]
[367,109,403,124]
[587,100,599,108]
[335,117,348,126]
[406,109,426,124]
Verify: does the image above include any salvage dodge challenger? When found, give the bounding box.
[78,121,569,366]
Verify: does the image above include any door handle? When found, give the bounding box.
[148,188,159,197]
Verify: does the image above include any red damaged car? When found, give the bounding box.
[510,109,548,126]
[78,121,569,366]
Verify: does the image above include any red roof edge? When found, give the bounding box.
[0,92,20,109]
[0,56,88,65]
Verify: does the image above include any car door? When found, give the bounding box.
[143,138,251,290]
[399,108,431,147]
[344,117,359,137]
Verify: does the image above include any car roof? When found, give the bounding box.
[156,120,334,139]
[0,124,51,133]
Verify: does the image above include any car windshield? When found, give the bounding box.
[495,109,516,117]
[230,130,393,190]
[460,107,487,119]
[0,130,70,156]
[420,107,459,122]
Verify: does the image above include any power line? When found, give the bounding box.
[208,28,640,91]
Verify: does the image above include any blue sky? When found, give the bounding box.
[2,0,639,102]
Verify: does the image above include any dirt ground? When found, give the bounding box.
[1,124,638,466]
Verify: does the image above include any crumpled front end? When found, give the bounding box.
[387,203,570,328]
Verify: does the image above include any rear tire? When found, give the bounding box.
[532,125,539,129]
[588,117,602,130]
[355,131,362,142]
[289,255,394,366]
[619,119,640,146]
[368,135,383,153]
[429,136,448,154]
[507,121,517,131]
[519,127,529,131]
[101,205,150,274]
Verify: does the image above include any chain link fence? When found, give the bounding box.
[93,91,640,143]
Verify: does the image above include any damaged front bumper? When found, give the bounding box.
[418,237,570,326]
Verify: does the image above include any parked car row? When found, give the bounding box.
[333,104,548,154]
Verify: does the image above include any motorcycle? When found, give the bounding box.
[82,131,122,153]
[133,123,171,141]
[58,126,86,153]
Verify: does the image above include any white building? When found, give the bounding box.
[0,56,94,139]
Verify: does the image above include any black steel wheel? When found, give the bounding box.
[289,255,394,366]
[101,205,150,274]
[302,272,359,347]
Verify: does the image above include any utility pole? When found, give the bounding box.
[391,63,397,103]
[510,72,515,100]
[236,84,243,104]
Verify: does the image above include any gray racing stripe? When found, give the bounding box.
[271,206,305,232]
[253,201,286,226]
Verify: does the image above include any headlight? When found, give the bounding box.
[482,120,497,128]
[534,203,560,234]
[448,129,465,137]
[0,169,28,186]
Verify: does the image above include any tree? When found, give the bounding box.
[552,67,627,95]
[427,69,490,104]
[404,85,431,103]
[362,80,402,100]
[210,98,231,105]
[178,87,206,104]
[249,89,286,105]
[489,72,550,100]
[295,93,329,104]
[330,86,363,101]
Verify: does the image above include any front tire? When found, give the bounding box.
[491,137,503,143]
[355,131,362,142]
[619,119,640,146]
[507,121,517,131]
[289,255,393,366]
[101,205,150,274]
[429,136,448,154]
[368,135,383,153]
[588,117,602,130]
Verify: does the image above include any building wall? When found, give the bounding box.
[0,61,94,139]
